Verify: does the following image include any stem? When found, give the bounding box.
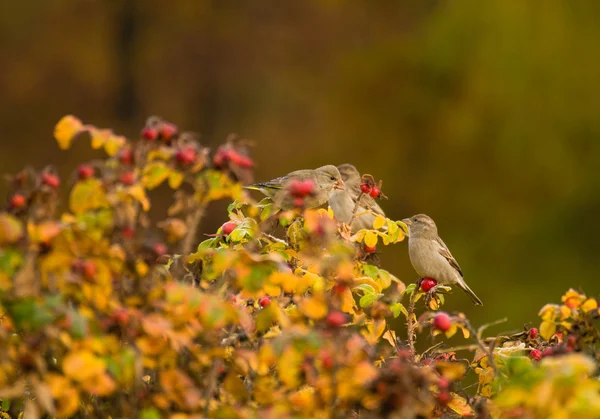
[179,205,206,255]
[463,319,499,376]
[406,291,417,357]
[348,192,365,230]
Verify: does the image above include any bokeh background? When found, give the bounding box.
[1,1,599,329]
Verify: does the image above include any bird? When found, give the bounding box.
[402,214,483,305]
[329,164,385,233]
[245,165,344,210]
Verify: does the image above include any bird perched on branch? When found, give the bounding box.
[329,164,385,233]
[402,214,483,305]
[245,165,344,210]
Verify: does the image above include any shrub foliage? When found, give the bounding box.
[0,116,599,418]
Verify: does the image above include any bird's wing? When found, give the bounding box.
[246,178,285,191]
[436,236,463,277]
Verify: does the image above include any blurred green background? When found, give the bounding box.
[1,1,599,329]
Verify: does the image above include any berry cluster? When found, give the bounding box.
[288,179,315,208]
[359,174,385,199]
[141,118,178,143]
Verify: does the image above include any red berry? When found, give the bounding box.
[433,312,452,332]
[159,122,178,141]
[543,348,553,357]
[141,127,158,141]
[82,261,97,280]
[236,155,254,168]
[363,244,377,254]
[529,328,538,339]
[321,351,334,370]
[360,183,371,194]
[567,335,577,349]
[326,311,346,328]
[438,377,450,389]
[122,226,135,239]
[438,390,451,406]
[332,284,347,295]
[41,172,60,189]
[421,278,437,292]
[10,194,26,208]
[113,309,129,325]
[530,349,543,361]
[176,146,197,165]
[222,222,236,236]
[77,164,94,180]
[119,149,133,165]
[289,179,315,197]
[119,171,135,185]
[369,185,381,198]
[293,197,305,208]
[259,296,271,307]
[152,242,168,256]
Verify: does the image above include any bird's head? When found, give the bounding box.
[316,165,344,191]
[401,214,438,238]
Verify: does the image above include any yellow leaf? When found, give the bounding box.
[364,231,378,247]
[447,393,475,417]
[69,179,109,215]
[0,213,23,245]
[299,296,328,320]
[104,134,126,156]
[339,287,355,314]
[168,170,184,189]
[436,361,467,380]
[382,329,397,347]
[128,185,150,211]
[361,319,386,345]
[54,115,83,149]
[142,162,170,190]
[63,350,106,382]
[582,298,598,312]
[373,215,386,230]
[540,320,556,341]
[89,128,107,149]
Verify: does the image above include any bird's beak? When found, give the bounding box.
[334,179,345,190]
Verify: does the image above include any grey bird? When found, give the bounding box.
[329,164,385,233]
[402,214,483,306]
[245,165,344,210]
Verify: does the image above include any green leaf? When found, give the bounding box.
[0,248,23,276]
[142,161,170,190]
[260,202,274,221]
[377,269,393,289]
[140,408,161,419]
[359,293,382,308]
[197,237,218,250]
[390,303,408,318]
[363,264,379,279]
[6,298,55,332]
[404,283,417,296]
[69,179,109,215]
[355,284,376,295]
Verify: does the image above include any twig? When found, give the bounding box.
[406,291,417,357]
[462,319,499,376]
[203,362,219,416]
[179,205,206,255]
[348,192,365,230]
[262,233,288,246]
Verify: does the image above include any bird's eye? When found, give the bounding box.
[330,176,335,181]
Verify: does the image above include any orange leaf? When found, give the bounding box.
[54,115,83,149]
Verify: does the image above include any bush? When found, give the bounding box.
[0,116,598,418]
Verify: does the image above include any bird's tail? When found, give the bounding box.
[457,278,483,306]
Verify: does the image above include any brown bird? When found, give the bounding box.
[329,164,385,233]
[402,214,483,305]
[246,165,344,210]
